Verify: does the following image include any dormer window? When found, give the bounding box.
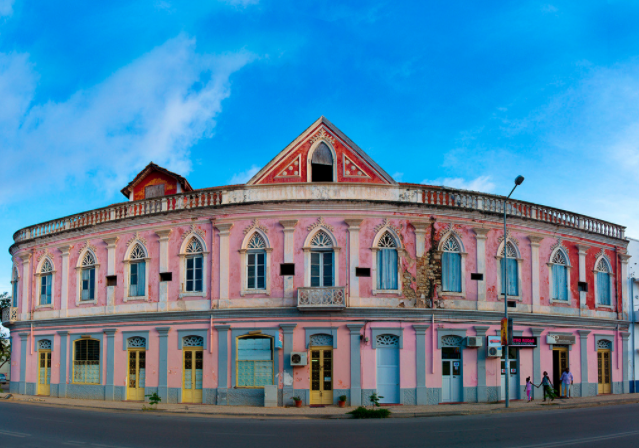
[311,142,334,182]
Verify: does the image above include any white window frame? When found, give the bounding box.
[371,226,403,296]
[547,246,572,304]
[75,247,99,306]
[123,241,150,302]
[35,257,55,309]
[437,232,467,298]
[179,235,209,298]
[303,228,340,287]
[239,230,272,296]
[593,253,614,309]
[306,138,338,183]
[495,239,523,301]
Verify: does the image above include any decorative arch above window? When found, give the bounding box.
[549,244,571,302]
[125,241,148,300]
[183,336,204,347]
[311,230,333,248]
[441,335,463,347]
[38,257,54,306]
[38,339,52,350]
[371,223,402,294]
[551,249,568,265]
[77,247,98,304]
[377,231,397,248]
[597,339,612,350]
[128,336,146,348]
[376,334,400,347]
[240,228,271,295]
[248,233,266,249]
[596,257,611,273]
[594,251,613,307]
[309,334,333,347]
[82,251,96,267]
[303,222,340,288]
[501,241,518,258]
[186,237,204,254]
[41,258,53,273]
[496,237,521,299]
[129,243,146,260]
[442,237,461,253]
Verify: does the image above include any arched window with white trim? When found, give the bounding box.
[310,230,334,287]
[125,242,149,300]
[497,240,521,298]
[242,232,270,293]
[39,258,54,306]
[80,251,97,302]
[595,256,612,306]
[441,237,462,293]
[184,237,204,293]
[550,248,570,302]
[376,231,398,291]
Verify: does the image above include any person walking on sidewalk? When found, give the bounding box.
[525,377,535,402]
[560,368,574,399]
[541,371,555,402]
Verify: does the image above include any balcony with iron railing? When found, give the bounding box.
[1,307,18,325]
[297,287,346,311]
[11,183,626,246]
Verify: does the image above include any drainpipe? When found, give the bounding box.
[632,278,636,393]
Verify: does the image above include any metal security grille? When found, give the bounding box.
[38,339,52,350]
[441,335,463,347]
[597,339,612,350]
[73,339,100,384]
[309,334,333,347]
[128,337,146,348]
[183,336,204,347]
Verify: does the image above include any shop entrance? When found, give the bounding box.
[127,349,146,401]
[182,348,203,403]
[597,349,611,394]
[552,346,569,396]
[310,347,333,405]
[442,347,462,403]
[500,347,519,400]
[37,350,51,396]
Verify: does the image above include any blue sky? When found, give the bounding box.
[1,0,639,294]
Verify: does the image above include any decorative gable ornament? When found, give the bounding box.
[374,218,402,236]
[126,231,147,247]
[36,249,54,263]
[307,217,334,232]
[181,224,205,241]
[77,240,97,257]
[274,154,302,179]
[309,128,335,146]
[243,219,269,235]
[342,154,371,179]
[498,230,519,247]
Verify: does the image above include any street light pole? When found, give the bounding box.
[504,175,524,409]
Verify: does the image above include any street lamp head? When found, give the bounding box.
[514,175,524,186]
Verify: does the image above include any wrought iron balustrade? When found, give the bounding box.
[297,287,346,311]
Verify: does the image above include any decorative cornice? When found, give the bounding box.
[155,229,173,239]
[344,218,364,229]
[77,240,97,256]
[279,219,298,230]
[473,227,490,238]
[528,234,544,245]
[181,224,205,241]
[243,219,268,235]
[577,244,590,255]
[215,223,234,234]
[126,232,146,247]
[17,252,32,262]
[307,217,334,232]
[374,218,401,236]
[103,237,119,248]
[309,127,335,146]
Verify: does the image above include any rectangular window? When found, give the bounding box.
[40,274,52,305]
[73,339,100,384]
[81,268,95,301]
[442,252,462,292]
[597,272,611,306]
[552,264,568,301]
[501,258,518,296]
[377,249,399,290]
[144,184,165,199]
[311,251,334,287]
[12,281,18,307]
[237,337,273,387]
[185,256,203,292]
[129,261,146,297]
[247,252,266,290]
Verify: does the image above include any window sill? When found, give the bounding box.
[35,304,54,310]
[500,294,523,301]
[240,289,270,297]
[124,296,148,302]
[549,298,572,305]
[372,289,402,296]
[179,292,205,299]
[596,304,614,309]
[76,299,97,306]
[440,291,464,297]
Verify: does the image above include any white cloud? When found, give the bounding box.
[421,176,496,193]
[221,0,259,7]
[392,171,404,182]
[0,0,14,17]
[0,35,254,203]
[229,165,260,184]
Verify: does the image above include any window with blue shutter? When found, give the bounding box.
[551,249,569,301]
[12,273,18,307]
[80,251,96,301]
[128,243,146,297]
[595,257,612,306]
[309,231,334,287]
[441,237,462,293]
[40,259,53,305]
[377,232,398,290]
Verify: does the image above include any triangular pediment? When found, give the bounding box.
[247,117,396,185]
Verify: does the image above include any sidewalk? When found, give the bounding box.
[2,391,639,419]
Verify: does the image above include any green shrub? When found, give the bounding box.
[348,406,391,419]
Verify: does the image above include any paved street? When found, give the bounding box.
[1,401,638,448]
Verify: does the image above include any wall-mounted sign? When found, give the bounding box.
[546,334,576,345]
[487,336,502,347]
[510,337,537,348]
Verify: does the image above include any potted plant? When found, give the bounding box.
[338,395,347,408]
[292,396,303,408]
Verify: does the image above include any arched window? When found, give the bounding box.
[377,231,398,290]
[247,233,266,290]
[11,267,18,308]
[500,241,519,297]
[311,142,334,182]
[595,256,612,306]
[128,243,147,297]
[127,337,147,348]
[73,339,100,384]
[40,258,53,305]
[442,237,462,293]
[237,336,274,387]
[80,251,96,301]
[184,237,204,293]
[310,230,334,287]
[551,249,569,301]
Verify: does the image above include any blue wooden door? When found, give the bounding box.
[376,336,400,404]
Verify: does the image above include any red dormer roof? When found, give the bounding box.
[121,162,193,200]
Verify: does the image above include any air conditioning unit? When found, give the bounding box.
[487,346,502,357]
[467,337,482,348]
[290,352,308,366]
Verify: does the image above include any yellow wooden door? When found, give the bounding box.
[554,347,568,395]
[37,350,51,396]
[310,347,333,405]
[598,350,611,394]
[182,349,203,403]
[127,350,146,401]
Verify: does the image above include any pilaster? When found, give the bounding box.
[578,330,591,397]
[620,254,631,320]
[19,332,29,395]
[577,245,590,312]
[103,328,118,401]
[621,332,631,393]
[528,235,544,312]
[58,246,71,318]
[57,331,69,397]
[345,219,363,306]
[18,253,32,320]
[216,223,234,308]
[156,229,173,312]
[280,323,297,405]
[156,327,170,403]
[473,228,490,307]
[347,324,364,406]
[215,325,230,405]
[414,324,430,404]
[280,220,298,300]
[474,326,490,402]
[412,222,429,258]
[103,237,119,314]
[531,327,544,399]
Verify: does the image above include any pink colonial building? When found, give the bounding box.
[3,117,632,406]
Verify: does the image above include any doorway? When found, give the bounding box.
[37,350,51,396]
[500,347,519,400]
[182,348,203,403]
[442,347,463,403]
[310,347,333,405]
[127,349,146,401]
[597,349,611,394]
[376,335,400,404]
[552,346,569,396]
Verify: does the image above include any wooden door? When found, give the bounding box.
[182,349,203,403]
[310,347,333,405]
[377,345,400,404]
[37,350,51,396]
[553,347,568,395]
[127,350,146,401]
[598,350,611,394]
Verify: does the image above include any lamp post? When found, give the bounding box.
[504,174,524,408]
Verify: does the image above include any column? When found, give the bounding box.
[156,327,170,403]
[347,324,364,406]
[473,228,490,307]
[531,328,544,400]
[279,220,298,300]
[215,325,230,405]
[414,324,430,405]
[59,246,70,318]
[19,332,29,395]
[621,332,631,394]
[280,323,297,405]
[103,237,118,314]
[529,235,544,313]
[103,328,117,401]
[474,326,490,402]
[412,222,429,258]
[345,219,363,306]
[577,245,590,312]
[216,223,233,308]
[18,253,31,320]
[578,330,590,397]
[156,230,172,312]
[620,254,631,320]
[58,331,68,398]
